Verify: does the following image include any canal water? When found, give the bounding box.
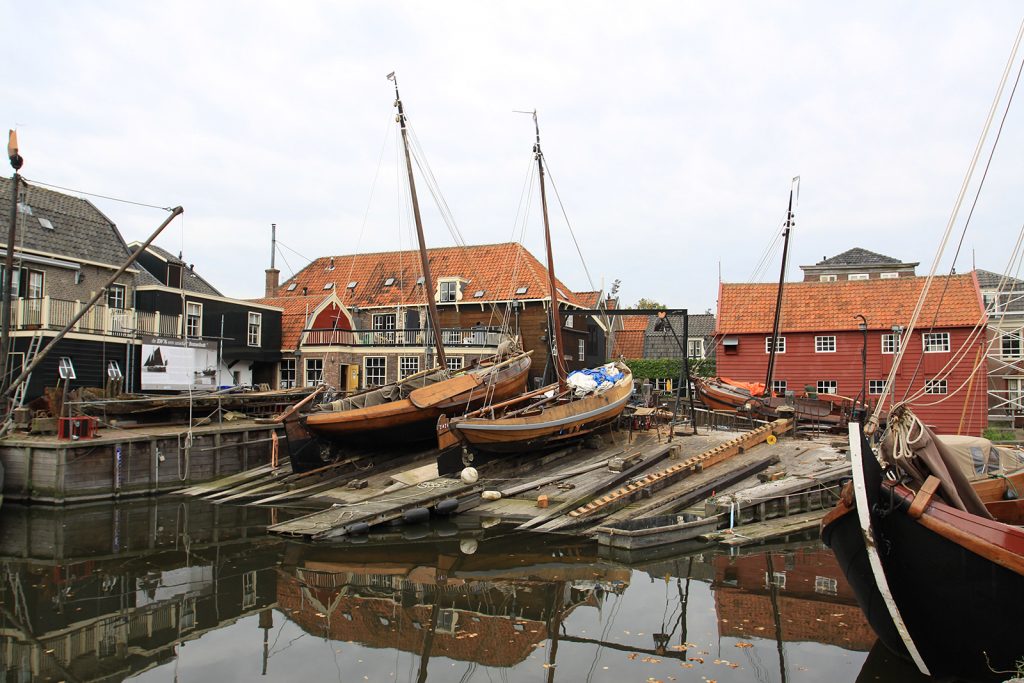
[0,498,940,682]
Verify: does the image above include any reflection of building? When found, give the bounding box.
[277,538,630,667]
[0,499,282,681]
[711,546,875,651]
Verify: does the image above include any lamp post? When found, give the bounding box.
[855,315,867,418]
[1,130,24,397]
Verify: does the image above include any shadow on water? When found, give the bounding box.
[0,497,1006,682]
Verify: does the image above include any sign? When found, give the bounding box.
[141,336,219,390]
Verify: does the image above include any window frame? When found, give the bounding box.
[814,335,836,353]
[881,333,901,354]
[880,272,899,279]
[280,358,296,388]
[27,270,44,300]
[106,283,125,310]
[816,379,838,395]
[922,332,951,353]
[363,356,387,387]
[1001,330,1021,359]
[399,355,420,380]
[848,273,870,281]
[247,311,262,347]
[185,301,203,338]
[868,379,886,395]
[688,338,705,358]
[771,379,787,395]
[304,358,324,386]
[819,274,837,282]
[765,336,786,354]
[439,280,458,303]
[924,378,948,395]
[446,355,464,372]
[577,338,585,361]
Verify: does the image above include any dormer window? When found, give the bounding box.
[384,277,395,286]
[167,264,182,288]
[439,280,458,303]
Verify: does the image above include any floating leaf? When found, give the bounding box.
[735,642,754,648]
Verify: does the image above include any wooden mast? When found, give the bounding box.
[531,112,568,390]
[389,72,447,371]
[763,178,796,396]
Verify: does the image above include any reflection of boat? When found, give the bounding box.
[594,513,720,551]
[821,411,1024,680]
[293,74,531,468]
[440,114,632,455]
[194,367,216,378]
[143,347,167,372]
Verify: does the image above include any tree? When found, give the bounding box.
[632,298,666,310]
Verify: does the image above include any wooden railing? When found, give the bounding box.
[302,326,503,347]
[9,297,182,338]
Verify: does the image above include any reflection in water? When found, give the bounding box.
[0,500,940,682]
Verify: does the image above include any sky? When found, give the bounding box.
[5,2,1024,312]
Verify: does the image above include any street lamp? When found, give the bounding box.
[855,315,867,417]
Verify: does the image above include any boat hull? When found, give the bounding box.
[450,368,633,454]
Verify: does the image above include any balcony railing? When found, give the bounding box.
[302,326,503,348]
[9,297,182,338]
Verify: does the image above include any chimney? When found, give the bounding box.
[265,269,280,297]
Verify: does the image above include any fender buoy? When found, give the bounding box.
[402,507,430,525]
[434,498,459,515]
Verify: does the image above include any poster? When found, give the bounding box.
[141,335,219,390]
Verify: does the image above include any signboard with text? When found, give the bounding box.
[141,336,219,390]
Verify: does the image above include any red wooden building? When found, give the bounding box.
[716,273,987,435]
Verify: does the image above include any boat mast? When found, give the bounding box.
[763,179,796,396]
[531,112,568,390]
[389,72,447,371]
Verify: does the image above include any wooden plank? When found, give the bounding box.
[390,463,440,486]
[246,474,353,506]
[711,509,828,547]
[174,461,279,496]
[408,374,480,408]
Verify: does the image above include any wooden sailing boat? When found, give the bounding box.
[438,113,632,455]
[293,74,531,466]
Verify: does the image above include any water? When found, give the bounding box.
[0,498,938,682]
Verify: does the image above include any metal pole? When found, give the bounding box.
[764,186,794,396]
[1,170,18,396]
[3,206,183,399]
[856,314,868,416]
[270,223,276,270]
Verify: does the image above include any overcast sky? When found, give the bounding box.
[6,2,1024,311]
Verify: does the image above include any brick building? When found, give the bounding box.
[799,247,918,282]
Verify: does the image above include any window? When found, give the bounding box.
[58,357,76,380]
[869,379,886,395]
[280,359,296,388]
[564,314,574,328]
[816,380,837,394]
[446,356,464,372]
[107,361,122,380]
[771,379,787,395]
[440,280,458,303]
[765,336,786,353]
[578,338,585,361]
[242,570,257,610]
[814,576,838,595]
[180,597,196,632]
[880,272,899,279]
[185,302,202,337]
[0,265,20,297]
[372,314,396,344]
[383,277,395,286]
[247,312,262,346]
[815,335,836,353]
[514,286,528,295]
[688,339,705,358]
[364,356,386,387]
[1007,378,1024,412]
[881,333,901,354]
[305,358,324,386]
[399,355,420,379]
[27,271,43,300]
[765,571,786,589]
[106,283,125,309]
[323,282,334,290]
[924,378,948,395]
[166,264,182,288]
[1002,331,1021,358]
[286,282,297,291]
[848,273,869,281]
[473,289,484,298]
[923,332,950,353]
[819,274,837,282]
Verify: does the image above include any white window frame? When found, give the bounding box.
[924,378,948,395]
[58,357,76,380]
[373,313,397,344]
[363,356,386,387]
[881,333,901,354]
[922,332,950,353]
[848,273,870,281]
[816,380,837,395]
[1001,330,1021,359]
[185,301,203,338]
[819,274,837,282]
[765,336,786,354]
[814,335,836,353]
[688,338,705,358]
[880,272,899,279]
[280,358,296,388]
[439,280,458,303]
[771,379,787,395]
[27,270,44,300]
[399,355,420,379]
[247,312,262,347]
[577,338,585,361]
[446,355,464,372]
[305,358,324,386]
[106,283,125,309]
[107,361,122,380]
[868,379,886,395]
[814,576,838,595]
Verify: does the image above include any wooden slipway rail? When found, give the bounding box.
[568,419,793,520]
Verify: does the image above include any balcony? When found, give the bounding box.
[9,297,182,338]
[302,326,504,348]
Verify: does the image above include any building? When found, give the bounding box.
[606,311,716,394]
[976,268,1024,427]
[716,274,987,435]
[799,247,919,282]
[256,242,595,391]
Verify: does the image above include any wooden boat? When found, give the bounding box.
[593,512,721,551]
[693,375,851,425]
[438,113,632,456]
[290,75,531,469]
[821,409,1024,680]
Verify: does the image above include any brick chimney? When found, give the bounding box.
[265,268,280,297]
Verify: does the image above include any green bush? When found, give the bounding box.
[983,426,1016,442]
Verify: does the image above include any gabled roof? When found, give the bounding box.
[644,312,716,337]
[612,330,644,359]
[717,274,983,333]
[620,315,649,332]
[0,176,135,269]
[130,241,223,297]
[975,269,1024,290]
[812,247,905,266]
[575,290,602,308]
[276,243,586,308]
[251,295,327,350]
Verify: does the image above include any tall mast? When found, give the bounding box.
[389,73,447,370]
[531,112,568,390]
[763,179,797,396]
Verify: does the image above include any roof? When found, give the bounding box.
[0,176,135,269]
[612,330,644,359]
[131,241,223,297]
[251,295,326,350]
[717,274,983,334]
[811,247,906,267]
[575,290,602,308]
[276,243,587,308]
[619,315,649,331]
[975,269,1024,290]
[644,312,716,337]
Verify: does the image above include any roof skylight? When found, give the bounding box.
[384,277,395,286]
[347,281,357,289]
[473,290,484,298]
[324,282,334,290]
[287,283,297,291]
[514,286,529,295]
[38,217,54,230]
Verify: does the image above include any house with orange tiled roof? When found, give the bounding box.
[256,242,602,390]
[716,274,987,435]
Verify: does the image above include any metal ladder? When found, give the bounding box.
[11,332,44,409]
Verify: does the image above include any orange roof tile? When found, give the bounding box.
[717,274,983,334]
[252,294,328,350]
[612,329,644,359]
[620,315,649,331]
[276,242,586,309]
[575,290,602,308]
